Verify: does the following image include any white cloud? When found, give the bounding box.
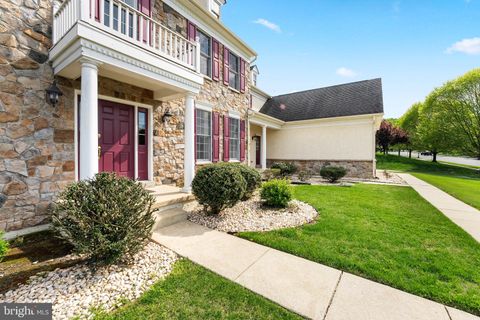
[446,37,480,55]
[336,67,357,78]
[253,18,281,33]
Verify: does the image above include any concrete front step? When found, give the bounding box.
[153,207,188,230]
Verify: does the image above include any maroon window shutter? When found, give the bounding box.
[240,120,246,161]
[94,0,100,21]
[240,58,246,93]
[187,20,197,42]
[194,108,197,162]
[212,39,220,81]
[212,112,220,162]
[138,0,152,43]
[223,46,230,86]
[223,115,230,161]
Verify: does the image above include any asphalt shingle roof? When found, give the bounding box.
[259,78,384,122]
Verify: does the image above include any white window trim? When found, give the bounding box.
[228,52,240,91]
[195,106,213,163]
[228,116,241,161]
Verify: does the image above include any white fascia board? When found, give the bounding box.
[282,113,384,129]
[249,112,284,129]
[163,0,256,61]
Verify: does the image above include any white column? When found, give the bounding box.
[183,93,195,192]
[261,125,267,170]
[79,58,100,180]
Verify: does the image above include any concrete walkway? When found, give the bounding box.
[398,173,480,243]
[152,221,479,320]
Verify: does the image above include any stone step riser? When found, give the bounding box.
[153,209,188,230]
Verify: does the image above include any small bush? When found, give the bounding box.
[192,164,247,215]
[51,172,156,265]
[218,163,261,200]
[260,179,292,208]
[320,166,347,183]
[297,170,312,182]
[262,168,282,181]
[271,162,297,176]
[0,232,8,262]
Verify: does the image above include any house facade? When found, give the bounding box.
[0,0,383,233]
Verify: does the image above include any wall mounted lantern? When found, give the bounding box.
[162,108,173,123]
[45,80,63,107]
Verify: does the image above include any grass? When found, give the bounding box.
[238,184,480,315]
[377,153,480,209]
[94,259,301,320]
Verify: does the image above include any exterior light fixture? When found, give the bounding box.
[162,108,173,123]
[45,80,63,107]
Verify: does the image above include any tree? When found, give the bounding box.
[392,126,409,156]
[376,120,395,154]
[398,103,421,158]
[416,100,459,162]
[425,69,480,159]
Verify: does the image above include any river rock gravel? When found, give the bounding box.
[0,242,178,320]
[185,194,318,232]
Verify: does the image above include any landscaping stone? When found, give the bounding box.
[0,242,178,320]
[185,193,318,232]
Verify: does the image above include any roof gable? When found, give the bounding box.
[259,78,384,122]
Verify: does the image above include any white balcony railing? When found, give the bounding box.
[53,0,200,72]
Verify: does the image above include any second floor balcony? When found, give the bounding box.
[50,0,204,99]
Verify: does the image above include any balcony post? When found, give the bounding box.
[195,37,201,73]
[79,58,101,180]
[80,0,90,21]
[183,93,196,192]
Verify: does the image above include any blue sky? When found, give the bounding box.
[221,0,480,118]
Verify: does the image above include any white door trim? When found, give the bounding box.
[74,90,154,182]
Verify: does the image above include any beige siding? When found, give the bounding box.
[266,117,376,161]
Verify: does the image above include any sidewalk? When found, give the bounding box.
[152,221,479,320]
[398,173,480,243]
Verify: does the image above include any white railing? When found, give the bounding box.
[52,0,200,72]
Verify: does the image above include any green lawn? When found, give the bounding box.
[238,184,480,315]
[377,154,480,209]
[94,259,300,320]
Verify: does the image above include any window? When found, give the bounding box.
[138,111,147,145]
[198,30,212,77]
[210,0,221,18]
[196,109,212,161]
[229,117,240,160]
[252,72,257,86]
[228,52,240,90]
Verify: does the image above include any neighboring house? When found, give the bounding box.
[0,0,382,233]
[249,79,384,178]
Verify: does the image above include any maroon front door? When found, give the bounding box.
[98,100,135,179]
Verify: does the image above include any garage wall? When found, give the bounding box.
[266,116,377,161]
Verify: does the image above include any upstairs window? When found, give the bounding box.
[198,30,212,78]
[228,52,240,90]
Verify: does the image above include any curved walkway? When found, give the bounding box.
[152,221,479,320]
[398,173,480,243]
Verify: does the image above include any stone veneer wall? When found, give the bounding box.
[266,159,375,179]
[0,0,250,232]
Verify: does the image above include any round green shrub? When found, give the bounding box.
[260,179,292,208]
[192,164,247,215]
[51,172,156,265]
[218,163,261,200]
[320,166,347,183]
[0,232,8,262]
[271,162,297,176]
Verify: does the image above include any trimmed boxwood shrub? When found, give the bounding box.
[218,163,261,200]
[271,162,297,176]
[0,232,8,262]
[51,172,156,265]
[192,164,247,215]
[320,166,347,183]
[260,179,292,208]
